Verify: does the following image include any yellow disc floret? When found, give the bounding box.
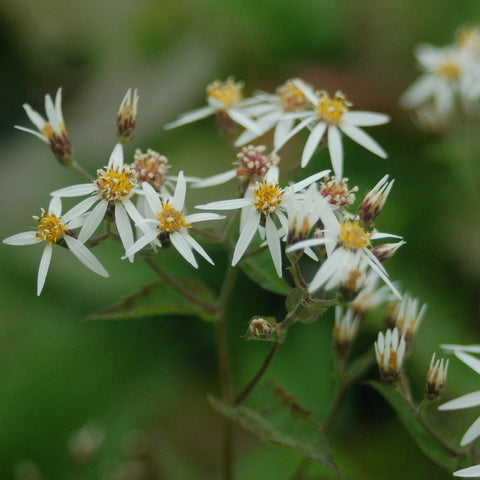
[252,181,285,215]
[95,165,137,203]
[438,61,461,81]
[36,210,68,245]
[207,78,243,110]
[277,80,309,112]
[316,91,351,125]
[338,218,371,251]
[157,200,191,233]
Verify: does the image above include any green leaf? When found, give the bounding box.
[83,277,218,322]
[368,380,462,472]
[240,248,291,296]
[209,382,339,474]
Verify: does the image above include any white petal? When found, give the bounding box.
[234,128,262,147]
[173,171,187,210]
[54,88,65,125]
[62,196,98,223]
[14,126,48,143]
[461,416,480,446]
[48,196,62,216]
[442,344,480,354]
[327,125,344,179]
[23,103,46,131]
[123,228,160,258]
[232,211,260,265]
[196,198,251,210]
[115,204,134,261]
[274,116,313,151]
[185,212,224,223]
[123,198,149,234]
[182,232,215,265]
[454,464,480,477]
[265,215,282,277]
[78,200,108,243]
[109,143,124,168]
[37,245,52,295]
[301,122,327,167]
[286,237,327,253]
[273,117,294,149]
[291,169,331,192]
[455,351,480,375]
[342,111,390,126]
[399,74,437,109]
[164,106,214,129]
[142,181,162,214]
[170,231,198,268]
[3,231,38,246]
[308,249,343,293]
[439,391,480,411]
[51,183,97,197]
[192,169,237,188]
[64,236,109,277]
[228,109,261,134]
[44,93,56,124]
[339,123,387,158]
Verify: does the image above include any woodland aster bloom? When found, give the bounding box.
[164,78,261,135]
[197,166,329,276]
[123,172,223,267]
[3,197,108,295]
[276,83,390,178]
[51,143,144,261]
[15,87,74,165]
[439,350,480,447]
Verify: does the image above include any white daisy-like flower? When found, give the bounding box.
[274,83,390,178]
[399,43,478,118]
[3,197,108,295]
[286,214,402,298]
[15,87,74,165]
[439,350,480,447]
[164,77,262,135]
[234,78,315,148]
[123,172,224,267]
[51,143,144,261]
[197,166,329,277]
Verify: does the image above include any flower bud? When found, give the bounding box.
[243,316,280,341]
[371,240,406,263]
[374,327,406,384]
[357,175,394,228]
[333,306,360,357]
[117,88,139,143]
[425,353,449,400]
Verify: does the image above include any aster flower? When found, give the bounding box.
[197,166,330,276]
[123,172,223,267]
[275,83,390,178]
[3,197,108,295]
[399,43,478,119]
[374,327,406,384]
[286,214,402,298]
[439,350,480,447]
[15,87,74,165]
[132,148,171,193]
[234,78,315,148]
[164,77,262,135]
[51,143,144,261]
[319,175,358,216]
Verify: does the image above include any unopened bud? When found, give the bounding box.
[117,88,139,143]
[243,316,277,341]
[425,353,449,400]
[357,175,394,228]
[374,327,406,384]
[333,306,360,357]
[371,240,405,263]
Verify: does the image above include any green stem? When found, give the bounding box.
[70,161,94,182]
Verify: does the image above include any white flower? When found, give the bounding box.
[123,172,224,267]
[234,78,315,148]
[275,84,390,178]
[3,197,108,295]
[453,464,480,478]
[15,87,74,164]
[286,214,402,298]
[197,166,329,276]
[51,143,144,261]
[164,77,262,134]
[439,350,480,447]
[399,43,479,118]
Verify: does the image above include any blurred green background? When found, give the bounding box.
[1,0,480,479]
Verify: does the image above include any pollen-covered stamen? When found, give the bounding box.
[157,201,191,233]
[338,218,371,251]
[277,80,310,112]
[35,210,68,245]
[316,91,351,125]
[320,175,358,208]
[235,145,279,179]
[132,149,169,192]
[207,79,243,110]
[252,181,285,215]
[438,61,461,80]
[95,165,137,203]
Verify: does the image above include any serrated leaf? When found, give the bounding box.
[240,248,291,295]
[84,277,218,322]
[368,380,462,471]
[209,382,339,474]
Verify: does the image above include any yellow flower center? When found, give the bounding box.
[252,182,285,215]
[438,61,461,80]
[207,79,243,110]
[95,165,137,203]
[277,80,309,112]
[316,91,351,125]
[157,201,191,233]
[36,211,68,245]
[338,219,371,251]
